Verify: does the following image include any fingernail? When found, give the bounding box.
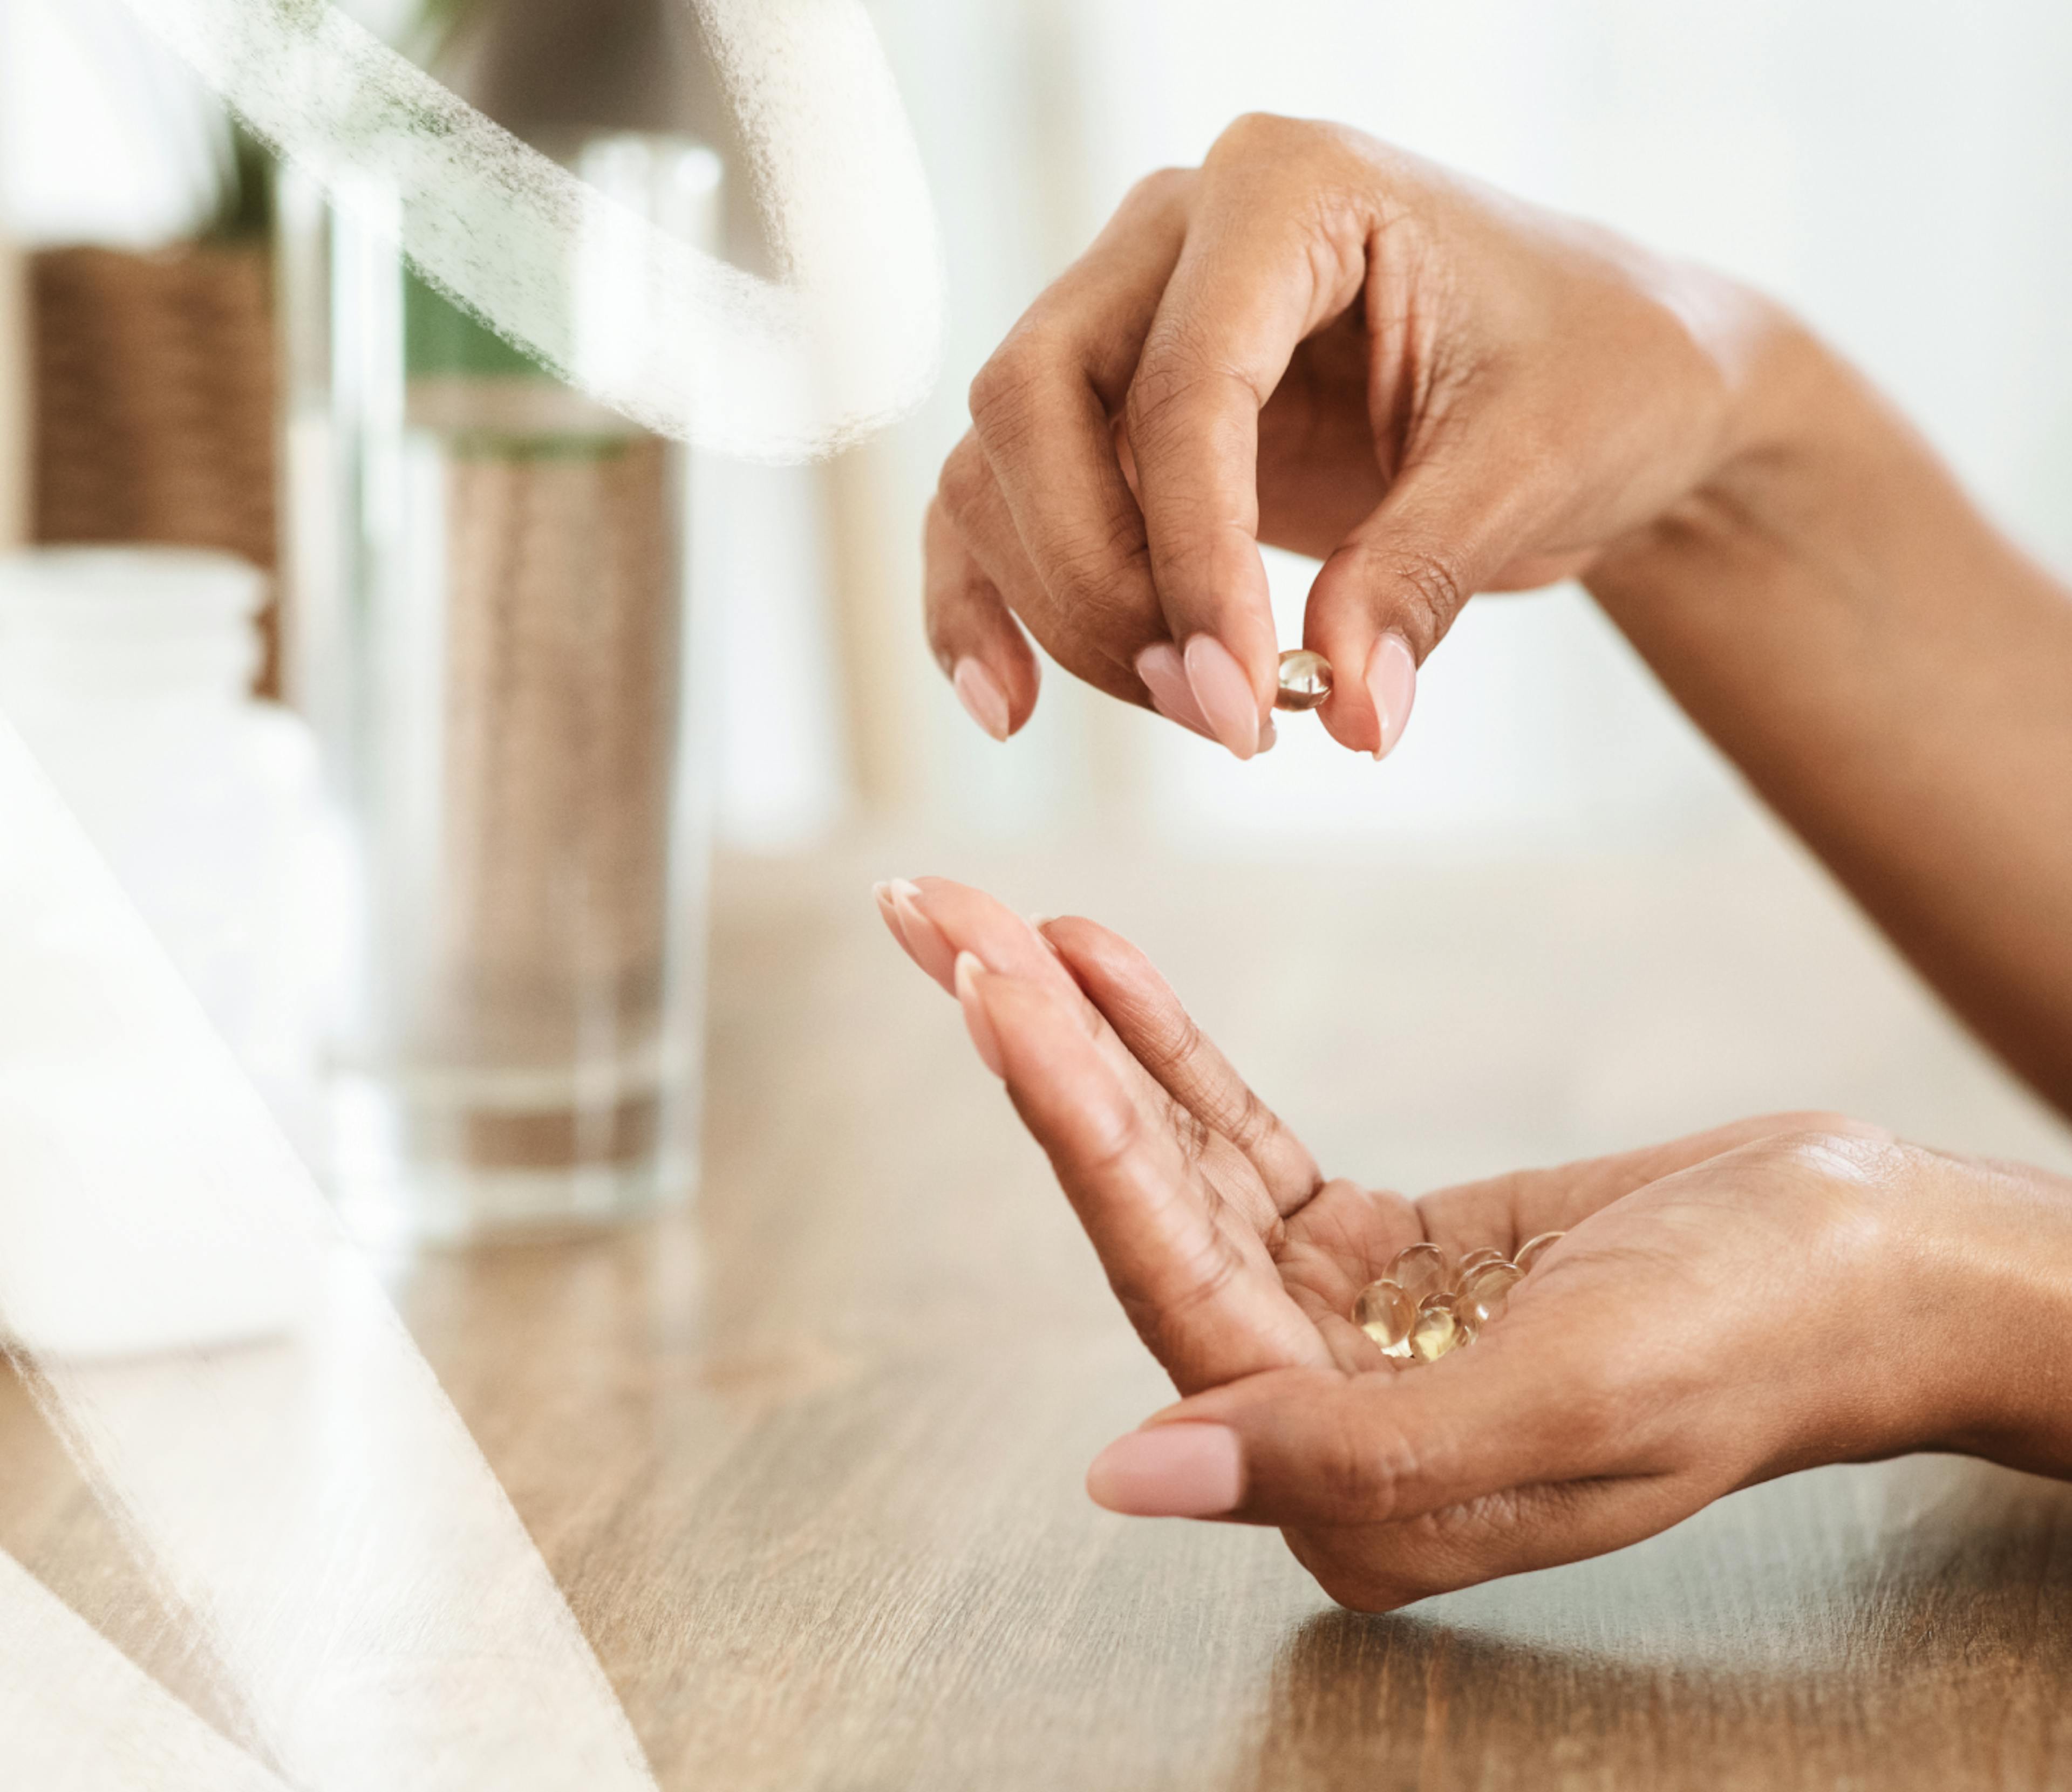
[1257,716,1277,754]
[871,880,905,947]
[888,879,957,993]
[1133,642,1215,739]
[952,657,1012,742]
[1183,635,1262,762]
[1086,1424,1243,1517]
[1024,913,1066,960]
[953,950,1005,1077]
[1366,633,1417,760]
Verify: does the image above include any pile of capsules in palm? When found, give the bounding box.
[1350,1232,1565,1365]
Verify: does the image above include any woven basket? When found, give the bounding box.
[28,243,280,693]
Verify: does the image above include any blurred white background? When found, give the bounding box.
[862,0,2072,857]
[6,0,2072,858]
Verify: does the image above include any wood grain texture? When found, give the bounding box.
[7,823,2072,1786]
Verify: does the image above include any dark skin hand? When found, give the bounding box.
[926,117,1757,757]
[876,878,2072,1613]
[927,113,2072,1114]
[906,112,2072,1611]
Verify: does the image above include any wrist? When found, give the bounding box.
[1596,297,1924,598]
[1906,1150,2072,1474]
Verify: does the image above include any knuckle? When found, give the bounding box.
[936,436,990,526]
[1124,329,1239,447]
[1208,111,1312,166]
[1285,1531,1423,1615]
[1753,1127,1912,1249]
[1199,1072,1287,1168]
[1161,1087,1215,1172]
[1762,1110,1888,1144]
[1073,1090,1147,1181]
[966,338,1049,445]
[1311,1562,1406,1615]
[1122,350,1192,436]
[1369,543,1466,654]
[1313,1407,1418,1523]
[1045,512,1147,614]
[1158,1007,1206,1078]
[1224,1086,1279,1158]
[1754,1126,1902,1184]
[1124,165,1193,211]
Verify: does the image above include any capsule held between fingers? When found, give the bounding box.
[1274,649,1333,712]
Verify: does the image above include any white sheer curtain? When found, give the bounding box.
[864,0,2072,852]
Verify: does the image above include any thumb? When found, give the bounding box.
[1301,459,1540,759]
[1085,1325,1608,1529]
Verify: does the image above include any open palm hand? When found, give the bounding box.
[877,873,1397,1391]
[876,877,2002,1611]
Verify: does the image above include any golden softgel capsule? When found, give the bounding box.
[1459,1261,1522,1330]
[1353,1279,1416,1358]
[1514,1230,1566,1276]
[1409,1293,1466,1363]
[1453,1246,1508,1288]
[1274,649,1333,712]
[1383,1242,1450,1305]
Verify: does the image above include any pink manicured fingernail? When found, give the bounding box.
[1257,716,1277,753]
[871,880,905,947]
[953,951,1005,1077]
[1365,633,1417,760]
[1025,913,1066,959]
[888,879,957,992]
[1133,642,1214,739]
[1182,635,1262,762]
[1086,1424,1243,1517]
[952,658,1012,742]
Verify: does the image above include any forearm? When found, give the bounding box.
[1588,320,2072,1115]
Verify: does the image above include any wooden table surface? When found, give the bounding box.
[8,824,2072,1788]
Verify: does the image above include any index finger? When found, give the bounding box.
[969,961,1335,1392]
[964,173,1191,715]
[1123,119,1380,757]
[1040,913,1321,1215]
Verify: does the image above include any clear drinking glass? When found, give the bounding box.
[278,138,723,1242]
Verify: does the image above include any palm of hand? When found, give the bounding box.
[1163,1113,1424,1385]
[881,877,1587,1390]
[1116,1044,1899,1609]
[881,876,1908,1610]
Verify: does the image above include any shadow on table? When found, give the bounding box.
[1240,1455,2072,1791]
